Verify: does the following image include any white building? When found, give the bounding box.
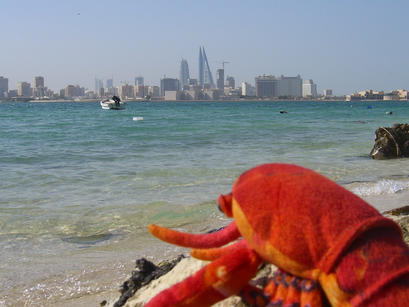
[302,79,318,98]
[241,82,256,97]
[164,90,179,100]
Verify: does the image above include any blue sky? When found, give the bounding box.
[1,0,408,95]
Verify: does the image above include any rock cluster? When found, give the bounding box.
[370,124,409,159]
[113,255,185,307]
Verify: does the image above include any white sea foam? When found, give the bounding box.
[133,116,144,121]
[352,179,409,196]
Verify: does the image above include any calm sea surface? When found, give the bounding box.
[1,100,409,305]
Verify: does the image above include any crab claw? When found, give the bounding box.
[145,241,262,307]
[148,221,240,249]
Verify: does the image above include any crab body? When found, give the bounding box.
[146,164,409,306]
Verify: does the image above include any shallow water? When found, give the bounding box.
[1,100,409,305]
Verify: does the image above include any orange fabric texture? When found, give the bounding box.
[146,163,409,306]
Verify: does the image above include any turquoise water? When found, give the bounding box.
[1,100,409,305]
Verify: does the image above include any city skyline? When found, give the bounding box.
[1,0,409,95]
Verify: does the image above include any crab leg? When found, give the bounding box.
[148,221,240,248]
[145,241,262,307]
[190,239,247,261]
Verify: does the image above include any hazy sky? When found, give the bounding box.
[1,0,409,95]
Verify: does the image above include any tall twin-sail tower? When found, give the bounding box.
[179,46,215,89]
[198,46,214,87]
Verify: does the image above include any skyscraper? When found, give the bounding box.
[179,59,190,90]
[65,85,76,97]
[134,76,144,86]
[0,76,8,98]
[95,78,103,93]
[34,76,44,88]
[33,76,45,98]
[106,78,114,88]
[17,82,32,97]
[198,46,214,88]
[216,69,224,90]
[160,78,179,96]
[255,75,278,97]
[278,75,302,97]
[255,75,302,98]
[225,76,235,89]
[199,47,204,86]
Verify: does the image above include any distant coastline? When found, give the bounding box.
[1,97,408,103]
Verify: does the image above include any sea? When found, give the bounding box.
[1,100,409,306]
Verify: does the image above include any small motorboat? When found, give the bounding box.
[100,96,125,110]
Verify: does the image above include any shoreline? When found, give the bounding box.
[1,98,407,103]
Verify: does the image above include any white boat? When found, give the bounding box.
[100,96,125,110]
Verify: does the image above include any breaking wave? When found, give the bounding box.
[351,179,409,196]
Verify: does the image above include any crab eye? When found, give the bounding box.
[218,193,233,217]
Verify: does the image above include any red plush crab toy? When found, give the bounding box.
[146,163,409,306]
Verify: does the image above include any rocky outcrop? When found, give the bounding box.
[110,258,276,307]
[113,255,185,307]
[370,124,409,159]
[384,206,409,244]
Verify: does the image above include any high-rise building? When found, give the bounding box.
[198,46,214,87]
[134,84,145,98]
[0,76,8,98]
[148,86,160,97]
[65,85,76,97]
[160,78,179,96]
[323,89,333,97]
[198,47,204,86]
[179,59,190,90]
[33,76,45,97]
[134,76,144,86]
[277,75,302,98]
[17,82,32,97]
[34,76,44,88]
[225,76,235,89]
[255,75,278,97]
[95,78,103,93]
[106,78,113,88]
[302,79,318,98]
[75,85,85,97]
[255,75,302,98]
[216,69,224,90]
[118,84,134,100]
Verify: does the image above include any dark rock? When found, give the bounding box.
[383,205,409,216]
[113,255,185,307]
[370,124,409,159]
[384,208,409,245]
